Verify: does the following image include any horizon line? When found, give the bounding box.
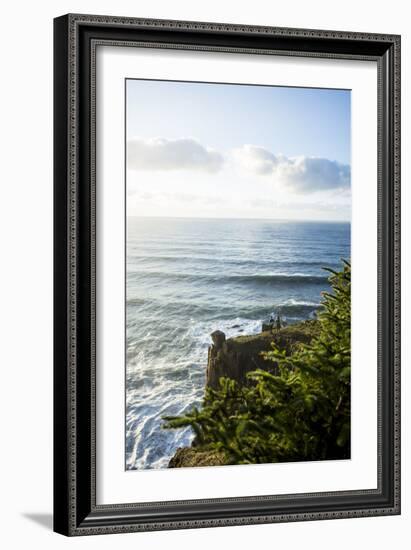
[126,215,351,223]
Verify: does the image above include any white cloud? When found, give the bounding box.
[127,138,350,194]
[232,145,350,192]
[231,145,281,175]
[127,137,224,173]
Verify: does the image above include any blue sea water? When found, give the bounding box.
[125,217,350,470]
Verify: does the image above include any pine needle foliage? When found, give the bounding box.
[164,260,351,465]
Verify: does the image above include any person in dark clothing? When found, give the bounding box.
[276,313,282,331]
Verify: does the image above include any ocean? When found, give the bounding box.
[125,217,350,470]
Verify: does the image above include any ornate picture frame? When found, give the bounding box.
[53,14,400,536]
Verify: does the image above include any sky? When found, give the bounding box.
[126,79,351,221]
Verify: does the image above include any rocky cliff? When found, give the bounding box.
[206,320,319,390]
[168,320,319,468]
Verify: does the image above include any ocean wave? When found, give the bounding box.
[126,296,320,319]
[128,254,338,269]
[224,273,328,284]
[128,270,329,286]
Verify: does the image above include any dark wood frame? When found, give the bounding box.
[54,13,401,536]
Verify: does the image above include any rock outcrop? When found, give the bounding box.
[210,330,226,350]
[168,447,227,468]
[206,320,319,390]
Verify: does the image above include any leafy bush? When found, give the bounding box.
[164,260,351,465]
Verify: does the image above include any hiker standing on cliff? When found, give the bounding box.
[276,313,282,332]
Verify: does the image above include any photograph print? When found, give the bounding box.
[125,79,351,471]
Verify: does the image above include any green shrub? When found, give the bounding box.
[164,260,351,464]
